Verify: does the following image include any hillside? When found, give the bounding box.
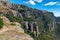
[0,12,33,40]
[0,0,60,40]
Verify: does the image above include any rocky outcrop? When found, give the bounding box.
[0,14,33,40]
[0,0,60,40]
[22,21,39,37]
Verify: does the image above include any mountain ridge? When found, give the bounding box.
[0,0,60,40]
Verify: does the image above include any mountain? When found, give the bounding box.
[0,0,60,40]
[0,13,33,40]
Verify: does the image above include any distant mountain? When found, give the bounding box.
[0,0,60,40]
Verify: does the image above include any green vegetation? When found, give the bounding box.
[0,12,3,14]
[0,12,4,29]
[5,14,23,23]
[0,18,3,29]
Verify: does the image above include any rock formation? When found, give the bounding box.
[0,13,33,40]
[22,21,39,37]
[0,0,60,40]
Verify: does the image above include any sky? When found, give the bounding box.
[8,0,60,17]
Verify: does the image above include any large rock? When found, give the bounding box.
[0,15,33,40]
[22,21,39,37]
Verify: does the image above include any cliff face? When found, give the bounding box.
[0,0,34,40]
[0,0,60,40]
[0,12,33,40]
[56,17,60,35]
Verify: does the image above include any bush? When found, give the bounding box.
[0,18,3,29]
[5,14,23,23]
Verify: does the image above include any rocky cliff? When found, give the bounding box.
[0,0,60,40]
[0,11,33,40]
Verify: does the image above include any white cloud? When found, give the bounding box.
[57,3,60,5]
[44,2,58,6]
[25,0,43,5]
[26,0,36,5]
[34,0,43,3]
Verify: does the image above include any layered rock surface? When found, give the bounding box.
[0,0,60,40]
[0,14,33,40]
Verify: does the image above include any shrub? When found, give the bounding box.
[0,18,3,29]
[5,14,23,23]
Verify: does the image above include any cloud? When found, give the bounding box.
[25,0,43,5]
[57,3,60,5]
[44,2,58,6]
[26,0,36,5]
[34,0,43,3]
